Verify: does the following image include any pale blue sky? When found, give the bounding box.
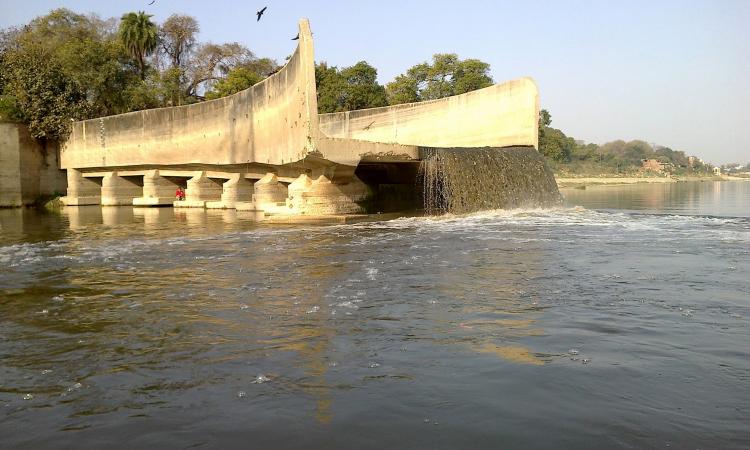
[1,0,748,164]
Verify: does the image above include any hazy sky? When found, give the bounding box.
[1,0,748,164]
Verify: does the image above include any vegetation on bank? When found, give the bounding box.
[0,7,723,176]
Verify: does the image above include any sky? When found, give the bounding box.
[1,0,748,164]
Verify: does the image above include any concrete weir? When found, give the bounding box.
[59,19,555,216]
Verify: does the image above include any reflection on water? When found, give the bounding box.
[1,181,749,448]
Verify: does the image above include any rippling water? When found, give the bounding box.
[1,181,748,448]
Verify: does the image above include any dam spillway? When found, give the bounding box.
[58,19,557,216]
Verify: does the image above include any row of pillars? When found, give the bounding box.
[63,169,371,215]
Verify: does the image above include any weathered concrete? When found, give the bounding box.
[101,172,141,206]
[1,123,67,207]
[318,78,539,150]
[133,169,179,206]
[253,173,288,214]
[175,172,223,208]
[207,174,254,209]
[62,169,101,206]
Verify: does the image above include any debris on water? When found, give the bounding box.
[68,382,82,392]
[682,309,694,317]
[41,369,53,375]
[37,309,49,315]
[423,418,430,424]
[51,295,64,302]
[237,391,247,398]
[22,394,34,400]
[328,361,338,368]
[569,349,579,355]
[368,362,381,368]
[240,304,249,310]
[252,374,270,384]
[582,358,591,364]
[428,300,438,305]
[306,306,320,314]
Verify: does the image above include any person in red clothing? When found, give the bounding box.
[175,187,185,201]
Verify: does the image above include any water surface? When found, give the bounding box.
[1,181,748,448]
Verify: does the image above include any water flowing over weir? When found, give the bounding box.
[418,147,562,215]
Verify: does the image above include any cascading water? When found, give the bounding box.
[418,147,561,215]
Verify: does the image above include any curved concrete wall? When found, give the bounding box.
[61,20,318,170]
[318,78,539,150]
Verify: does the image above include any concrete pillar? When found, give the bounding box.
[101,172,141,206]
[253,173,288,214]
[134,170,178,206]
[207,174,254,209]
[176,172,222,208]
[291,175,372,215]
[61,169,100,206]
[287,173,313,211]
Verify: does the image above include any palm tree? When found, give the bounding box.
[118,11,158,80]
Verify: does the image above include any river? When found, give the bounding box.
[1,181,748,448]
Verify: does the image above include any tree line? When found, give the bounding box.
[538,110,713,175]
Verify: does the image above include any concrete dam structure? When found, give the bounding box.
[60,19,557,215]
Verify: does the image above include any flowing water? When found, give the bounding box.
[419,147,561,214]
[0,181,748,449]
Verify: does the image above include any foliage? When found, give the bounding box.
[1,42,89,139]
[118,11,158,79]
[386,53,493,105]
[205,67,261,99]
[315,61,387,113]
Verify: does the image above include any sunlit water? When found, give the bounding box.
[1,181,748,448]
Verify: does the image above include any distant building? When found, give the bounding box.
[713,166,722,175]
[642,159,667,173]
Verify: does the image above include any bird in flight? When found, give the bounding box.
[148,0,155,4]
[363,121,375,130]
[256,6,267,21]
[291,33,299,41]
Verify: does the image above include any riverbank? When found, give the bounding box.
[555,175,729,188]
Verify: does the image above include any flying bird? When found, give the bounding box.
[148,0,155,4]
[363,121,375,130]
[256,6,267,21]
[291,33,299,41]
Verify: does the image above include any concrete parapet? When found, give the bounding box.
[134,169,178,206]
[101,172,141,206]
[62,169,101,206]
[253,173,289,213]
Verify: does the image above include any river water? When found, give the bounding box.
[1,181,748,449]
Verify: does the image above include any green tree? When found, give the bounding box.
[315,61,387,113]
[205,67,261,99]
[1,42,88,139]
[386,54,493,105]
[118,11,158,80]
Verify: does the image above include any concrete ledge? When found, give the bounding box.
[174,200,207,208]
[62,196,101,206]
[235,202,260,211]
[206,201,231,209]
[133,197,175,206]
[101,197,134,206]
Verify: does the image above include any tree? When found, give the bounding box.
[1,42,88,139]
[160,14,199,69]
[315,61,387,113]
[183,42,256,99]
[386,53,493,105]
[205,67,261,99]
[118,11,158,80]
